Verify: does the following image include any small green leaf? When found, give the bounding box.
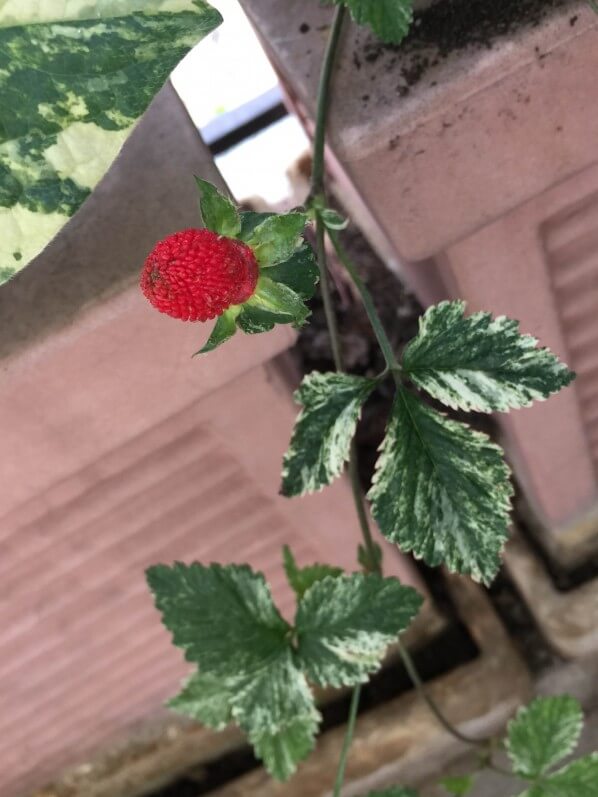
[246,275,310,327]
[441,775,474,796]
[266,244,319,300]
[195,178,241,238]
[281,372,378,496]
[361,789,418,797]
[519,754,598,797]
[368,389,513,584]
[325,0,414,44]
[321,208,349,231]
[195,308,238,354]
[147,563,320,781]
[247,212,307,267]
[402,301,575,413]
[168,671,235,730]
[507,696,583,779]
[282,545,344,600]
[296,573,422,687]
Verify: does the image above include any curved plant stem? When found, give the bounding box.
[396,638,485,746]
[315,213,344,371]
[333,684,362,797]
[311,5,346,201]
[327,227,400,375]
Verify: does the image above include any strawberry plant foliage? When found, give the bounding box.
[282,372,378,496]
[507,696,583,779]
[147,561,421,780]
[368,387,513,584]
[403,301,575,413]
[507,697,598,797]
[323,0,414,44]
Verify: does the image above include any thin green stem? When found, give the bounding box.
[396,639,485,746]
[348,441,381,573]
[311,5,346,200]
[333,685,362,797]
[315,213,344,371]
[327,228,400,376]
[308,0,488,780]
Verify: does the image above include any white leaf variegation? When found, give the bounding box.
[147,562,320,781]
[296,573,422,687]
[0,0,222,283]
[402,301,575,413]
[368,388,513,584]
[282,372,378,497]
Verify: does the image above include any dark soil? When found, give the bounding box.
[353,0,575,98]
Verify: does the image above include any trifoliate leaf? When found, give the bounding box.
[244,276,310,328]
[0,1,222,283]
[168,671,235,730]
[195,178,241,238]
[282,372,378,497]
[147,563,320,781]
[195,308,238,354]
[325,0,414,44]
[246,212,307,267]
[362,790,418,797]
[296,573,422,687]
[519,754,598,797]
[282,545,344,600]
[146,562,290,676]
[441,775,474,796]
[402,302,575,413]
[507,696,583,779]
[368,389,513,584]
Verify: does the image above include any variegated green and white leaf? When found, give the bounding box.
[403,301,575,413]
[296,572,422,687]
[507,696,583,779]
[368,388,513,584]
[282,372,378,496]
[147,562,320,781]
[519,754,598,797]
[0,0,222,283]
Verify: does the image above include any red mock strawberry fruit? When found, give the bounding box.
[140,228,259,322]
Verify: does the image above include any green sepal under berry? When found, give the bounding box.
[402,301,575,413]
[323,0,414,44]
[295,573,422,687]
[197,206,318,351]
[283,544,343,600]
[245,211,308,268]
[195,307,240,354]
[368,388,513,584]
[282,372,379,496]
[196,178,241,239]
